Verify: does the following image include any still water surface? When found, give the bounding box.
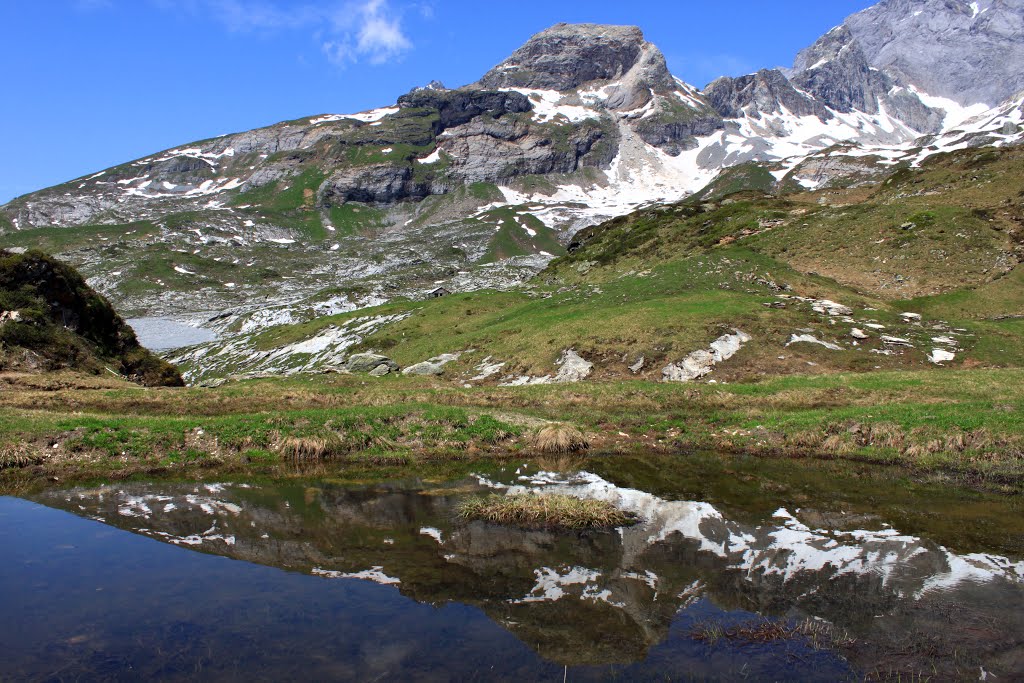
[2,455,1022,681]
[126,317,216,351]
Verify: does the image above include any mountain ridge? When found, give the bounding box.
[1,2,1021,352]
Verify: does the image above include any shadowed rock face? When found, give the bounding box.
[791,27,945,132]
[704,69,829,121]
[37,471,1024,670]
[396,88,533,130]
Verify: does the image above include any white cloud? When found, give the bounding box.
[154,0,414,66]
[351,0,413,64]
[320,0,413,66]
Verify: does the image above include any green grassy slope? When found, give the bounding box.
[185,144,1022,385]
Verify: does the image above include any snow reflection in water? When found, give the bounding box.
[14,465,1024,680]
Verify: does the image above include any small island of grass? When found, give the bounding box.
[459,493,634,530]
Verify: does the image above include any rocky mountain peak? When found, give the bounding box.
[791,26,885,115]
[791,24,944,132]
[476,23,673,93]
[704,69,827,120]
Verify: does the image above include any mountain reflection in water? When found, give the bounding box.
[17,464,1021,680]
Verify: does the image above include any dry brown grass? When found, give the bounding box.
[903,443,929,459]
[787,430,823,449]
[458,493,632,529]
[867,423,906,449]
[692,617,856,649]
[821,434,855,454]
[527,424,589,454]
[0,444,40,470]
[944,432,968,453]
[276,435,339,462]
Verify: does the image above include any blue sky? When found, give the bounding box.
[0,0,876,204]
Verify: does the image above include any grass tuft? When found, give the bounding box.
[276,435,339,462]
[0,444,40,470]
[527,425,590,454]
[458,493,633,530]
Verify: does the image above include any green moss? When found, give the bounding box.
[0,221,160,254]
[231,167,325,213]
[469,182,502,201]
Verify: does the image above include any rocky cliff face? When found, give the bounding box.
[705,69,828,120]
[478,24,668,93]
[843,0,1024,106]
[791,26,945,133]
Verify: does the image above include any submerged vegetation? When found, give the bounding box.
[459,493,633,529]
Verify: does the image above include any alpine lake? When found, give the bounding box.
[2,453,1021,681]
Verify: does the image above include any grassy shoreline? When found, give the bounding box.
[1,367,1023,495]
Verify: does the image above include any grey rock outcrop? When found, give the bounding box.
[321,163,432,205]
[476,23,723,154]
[346,353,399,374]
[662,331,751,383]
[442,116,610,184]
[368,364,393,377]
[402,361,445,376]
[402,353,461,376]
[478,24,666,92]
[705,69,828,120]
[553,350,593,383]
[792,27,944,133]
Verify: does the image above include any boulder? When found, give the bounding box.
[553,349,593,383]
[402,361,446,376]
[401,352,461,377]
[346,353,399,374]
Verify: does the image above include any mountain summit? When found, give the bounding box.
[478,23,675,97]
